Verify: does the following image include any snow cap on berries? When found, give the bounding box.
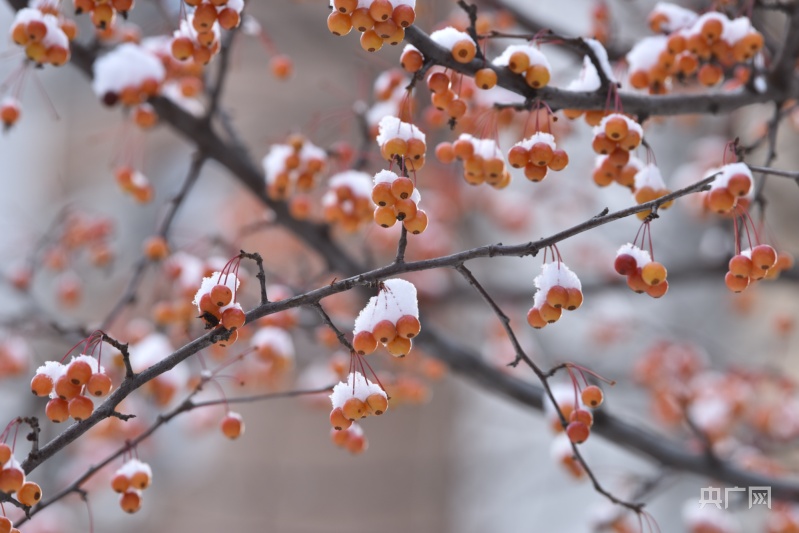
[626,35,668,74]
[429,27,474,51]
[634,163,666,190]
[707,162,753,195]
[650,2,698,32]
[616,243,652,267]
[532,262,582,309]
[593,113,643,139]
[566,56,601,92]
[492,43,551,71]
[92,43,165,99]
[373,170,421,205]
[251,327,295,360]
[457,133,503,161]
[514,132,556,152]
[192,271,240,313]
[12,8,69,50]
[116,458,153,480]
[376,115,426,146]
[353,278,419,334]
[329,371,387,410]
[325,171,373,201]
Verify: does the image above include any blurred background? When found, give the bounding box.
[0,0,798,532]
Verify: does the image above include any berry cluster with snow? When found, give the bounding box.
[111,458,153,514]
[371,170,427,234]
[376,115,426,162]
[452,133,510,189]
[526,262,583,329]
[31,354,112,423]
[170,0,243,66]
[632,163,673,218]
[10,5,71,66]
[493,43,551,88]
[262,135,328,201]
[192,271,246,331]
[0,443,43,508]
[703,162,753,214]
[627,3,764,92]
[614,243,669,298]
[593,152,643,189]
[328,371,389,449]
[430,26,476,63]
[351,278,419,357]
[326,0,416,52]
[92,43,165,106]
[507,132,569,182]
[322,171,375,231]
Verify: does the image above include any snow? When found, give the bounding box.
[584,38,615,83]
[492,44,550,71]
[626,35,668,73]
[514,132,556,151]
[651,2,698,32]
[92,43,165,99]
[327,171,373,199]
[251,327,295,359]
[634,163,666,190]
[129,333,175,373]
[116,458,152,480]
[36,360,65,384]
[708,162,753,194]
[192,271,240,314]
[329,371,386,409]
[593,113,643,138]
[376,115,426,146]
[430,27,473,51]
[682,499,741,532]
[262,144,295,185]
[69,354,102,374]
[353,278,419,334]
[534,262,582,292]
[457,133,503,161]
[616,243,652,268]
[566,56,601,92]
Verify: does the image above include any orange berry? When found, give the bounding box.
[629,70,649,89]
[627,270,648,293]
[130,470,150,490]
[701,17,724,43]
[270,55,293,79]
[524,162,548,182]
[565,288,583,311]
[728,255,753,278]
[452,138,474,159]
[604,116,629,141]
[0,467,24,494]
[400,48,423,72]
[524,64,550,88]
[392,5,415,27]
[368,0,393,21]
[581,385,604,408]
[607,147,630,168]
[646,279,669,298]
[451,39,476,63]
[350,8,373,32]
[210,284,233,307]
[474,68,497,89]
[435,142,455,164]
[751,244,777,270]
[620,129,642,151]
[567,421,590,443]
[66,359,93,386]
[725,271,750,293]
[55,375,81,400]
[403,210,428,234]
[68,395,94,421]
[548,149,569,171]
[591,133,616,155]
[327,11,353,36]
[373,19,398,39]
[727,174,751,197]
[119,490,141,513]
[218,7,241,30]
[406,137,426,160]
[507,146,528,168]
[199,293,222,322]
[333,0,357,13]
[0,101,21,128]
[111,473,130,493]
[46,398,69,423]
[0,518,11,533]
[0,444,10,465]
[529,142,554,167]
[16,481,41,506]
[220,412,244,439]
[360,29,383,52]
[372,320,397,344]
[396,314,421,339]
[353,331,378,355]
[539,302,562,323]
[31,373,53,397]
[706,187,735,213]
[394,198,417,221]
[526,307,547,329]
[192,3,217,32]
[570,408,594,427]
[374,205,397,227]
[386,335,412,357]
[390,176,414,199]
[342,397,366,420]
[507,51,529,73]
[641,261,667,286]
[371,182,395,207]
[330,407,352,430]
[545,285,569,309]
[698,63,723,86]
[221,307,246,330]
[86,372,113,397]
[366,393,388,415]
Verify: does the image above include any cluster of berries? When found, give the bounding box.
[703,162,753,214]
[437,134,510,189]
[327,0,415,51]
[32,355,113,422]
[322,171,375,231]
[492,44,551,89]
[629,3,764,93]
[507,132,569,182]
[377,115,426,169]
[329,371,389,430]
[0,441,42,508]
[92,43,165,107]
[352,278,420,358]
[330,422,368,454]
[11,3,73,66]
[262,134,327,201]
[193,268,246,335]
[593,153,642,188]
[725,244,793,293]
[632,164,673,219]
[526,261,583,329]
[111,458,153,513]
[114,166,154,203]
[614,243,669,298]
[371,170,427,234]
[170,0,243,65]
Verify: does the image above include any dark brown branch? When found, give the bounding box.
[311,302,354,353]
[394,225,409,264]
[238,250,269,305]
[101,332,135,380]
